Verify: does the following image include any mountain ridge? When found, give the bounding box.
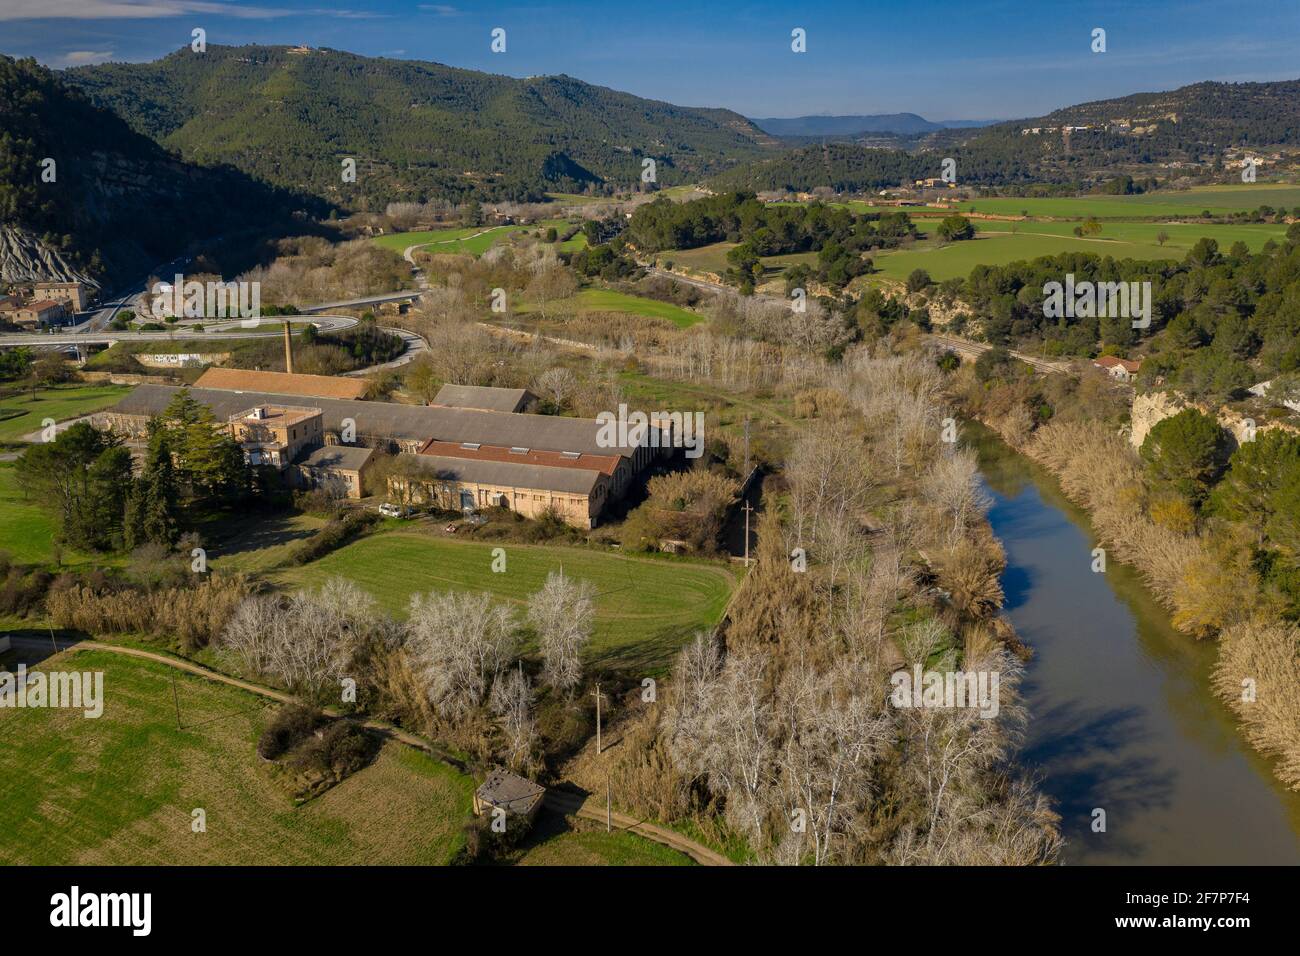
[64,45,781,208]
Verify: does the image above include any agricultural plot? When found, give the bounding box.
[866,218,1291,282]
[537,289,704,328]
[953,184,1300,219]
[273,531,738,673]
[656,242,735,276]
[0,650,476,865]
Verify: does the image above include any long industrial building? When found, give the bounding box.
[95,382,663,527]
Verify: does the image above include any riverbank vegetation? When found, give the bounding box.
[563,348,1061,864]
[943,231,1300,791]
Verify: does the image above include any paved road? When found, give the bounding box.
[11,635,729,865]
[0,314,358,348]
[298,291,422,314]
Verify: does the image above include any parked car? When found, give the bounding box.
[378,503,410,519]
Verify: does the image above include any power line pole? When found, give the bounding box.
[593,682,602,755]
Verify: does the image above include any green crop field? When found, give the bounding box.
[0,383,130,443]
[866,218,1292,282]
[0,649,476,865]
[273,531,738,673]
[953,184,1300,219]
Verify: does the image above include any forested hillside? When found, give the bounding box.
[712,78,1300,193]
[0,55,316,287]
[65,45,780,209]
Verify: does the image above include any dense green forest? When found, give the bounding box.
[627,191,919,253]
[0,55,318,286]
[64,45,779,208]
[946,227,1300,404]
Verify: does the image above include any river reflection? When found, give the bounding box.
[970,427,1300,865]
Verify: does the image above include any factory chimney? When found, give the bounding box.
[283,322,294,374]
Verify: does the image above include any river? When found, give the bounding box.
[971,428,1300,865]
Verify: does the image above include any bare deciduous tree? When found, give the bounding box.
[490,666,538,773]
[526,571,594,694]
[405,589,518,721]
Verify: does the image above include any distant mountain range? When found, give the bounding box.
[751,114,997,137]
[716,78,1300,193]
[63,45,781,208]
[6,46,1299,288]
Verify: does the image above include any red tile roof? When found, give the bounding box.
[419,439,621,476]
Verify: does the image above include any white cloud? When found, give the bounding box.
[417,4,460,16]
[58,49,117,65]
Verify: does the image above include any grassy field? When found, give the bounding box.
[538,289,704,328]
[656,242,734,276]
[0,383,131,443]
[374,221,585,257]
[866,218,1292,282]
[371,225,512,254]
[0,649,476,865]
[273,531,738,673]
[204,511,330,573]
[951,184,1300,219]
[515,828,694,865]
[0,462,57,565]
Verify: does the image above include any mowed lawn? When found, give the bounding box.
[0,383,131,443]
[273,532,738,673]
[0,650,475,865]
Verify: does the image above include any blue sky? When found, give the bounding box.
[2,0,1297,120]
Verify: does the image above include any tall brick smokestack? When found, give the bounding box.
[283,321,294,374]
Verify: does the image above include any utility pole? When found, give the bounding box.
[742,500,754,567]
[593,682,602,755]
